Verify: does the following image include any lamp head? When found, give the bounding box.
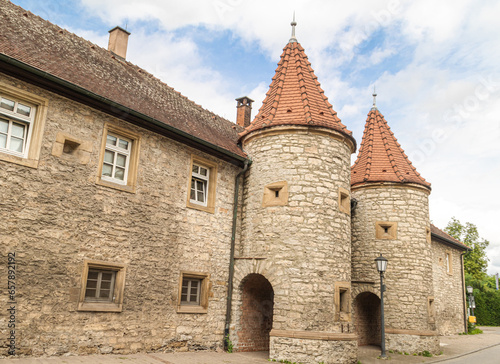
[375,254,388,274]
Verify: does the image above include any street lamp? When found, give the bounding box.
[375,254,388,359]
[466,286,475,317]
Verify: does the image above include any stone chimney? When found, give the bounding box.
[235,96,254,128]
[108,26,130,59]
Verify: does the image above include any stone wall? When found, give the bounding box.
[0,75,240,356]
[386,333,440,354]
[351,184,437,352]
[234,126,355,360]
[432,239,466,335]
[270,337,358,364]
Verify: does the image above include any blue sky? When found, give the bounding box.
[11,0,500,275]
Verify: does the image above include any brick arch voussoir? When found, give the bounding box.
[352,284,380,300]
[234,259,282,292]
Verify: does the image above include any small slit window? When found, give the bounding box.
[334,282,351,322]
[338,187,350,215]
[428,297,435,323]
[262,181,288,207]
[375,221,398,240]
[446,252,452,274]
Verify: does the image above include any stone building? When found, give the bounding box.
[0,2,469,363]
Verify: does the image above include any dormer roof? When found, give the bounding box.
[351,107,431,189]
[239,40,355,149]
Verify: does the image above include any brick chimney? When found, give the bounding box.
[108,26,130,59]
[235,96,254,128]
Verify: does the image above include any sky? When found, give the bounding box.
[11,0,500,275]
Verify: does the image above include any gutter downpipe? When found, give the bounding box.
[224,157,250,350]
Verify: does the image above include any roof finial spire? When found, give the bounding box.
[372,86,378,110]
[289,12,297,43]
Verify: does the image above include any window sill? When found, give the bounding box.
[77,301,123,312]
[176,305,208,314]
[186,201,215,214]
[0,153,38,168]
[96,177,136,194]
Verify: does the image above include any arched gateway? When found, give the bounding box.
[236,274,274,352]
[354,292,381,347]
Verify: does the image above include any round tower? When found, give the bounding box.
[230,23,358,364]
[350,96,438,353]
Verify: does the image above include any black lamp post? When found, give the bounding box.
[375,254,388,359]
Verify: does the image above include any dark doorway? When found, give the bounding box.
[237,274,274,352]
[354,292,381,346]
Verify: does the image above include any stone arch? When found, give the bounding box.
[353,291,381,347]
[230,259,284,353]
[233,258,284,291]
[351,284,379,299]
[235,273,274,352]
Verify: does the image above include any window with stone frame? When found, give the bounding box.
[101,133,131,184]
[186,155,217,213]
[375,221,398,240]
[190,163,209,206]
[445,252,452,274]
[96,124,140,193]
[262,181,289,207]
[334,282,351,321]
[338,187,350,215]
[177,272,209,313]
[77,260,126,312]
[0,83,48,168]
[428,297,436,323]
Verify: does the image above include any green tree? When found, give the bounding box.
[445,217,489,280]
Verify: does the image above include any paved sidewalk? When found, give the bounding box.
[1,327,499,364]
[358,326,500,363]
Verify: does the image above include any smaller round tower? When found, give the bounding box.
[350,94,438,354]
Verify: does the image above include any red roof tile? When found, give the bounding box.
[351,107,430,189]
[239,41,354,147]
[431,224,469,250]
[0,1,245,159]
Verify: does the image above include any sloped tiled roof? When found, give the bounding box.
[0,1,245,158]
[239,41,355,148]
[351,107,430,189]
[431,224,469,250]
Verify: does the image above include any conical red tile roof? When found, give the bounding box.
[351,107,431,189]
[239,41,355,148]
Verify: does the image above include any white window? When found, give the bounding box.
[190,163,209,206]
[101,133,131,185]
[84,269,116,302]
[181,277,201,305]
[446,252,452,274]
[0,95,36,158]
